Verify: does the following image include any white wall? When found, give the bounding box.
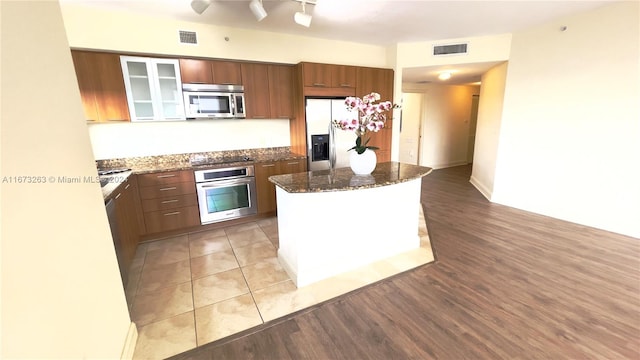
[60,2,390,67]
[89,119,290,159]
[470,62,509,199]
[492,1,640,238]
[1,1,132,358]
[401,84,480,169]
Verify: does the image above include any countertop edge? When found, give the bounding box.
[269,162,433,193]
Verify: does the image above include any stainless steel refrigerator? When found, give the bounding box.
[305,98,357,171]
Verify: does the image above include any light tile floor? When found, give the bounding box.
[127,207,434,360]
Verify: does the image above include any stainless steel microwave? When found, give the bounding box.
[182,84,246,119]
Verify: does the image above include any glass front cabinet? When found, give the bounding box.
[120,56,185,121]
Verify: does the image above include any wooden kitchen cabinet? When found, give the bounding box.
[241,63,271,119]
[356,66,395,162]
[268,64,294,119]
[302,62,333,88]
[179,58,242,85]
[137,170,200,234]
[179,59,212,84]
[255,161,280,214]
[278,158,307,175]
[255,159,307,214]
[71,50,130,122]
[331,65,357,88]
[110,175,141,286]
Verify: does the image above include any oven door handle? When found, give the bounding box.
[196,177,254,189]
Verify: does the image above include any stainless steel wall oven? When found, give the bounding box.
[194,165,257,224]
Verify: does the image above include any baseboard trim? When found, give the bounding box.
[429,160,470,170]
[121,322,138,360]
[469,175,492,200]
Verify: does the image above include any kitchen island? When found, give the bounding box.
[269,162,432,287]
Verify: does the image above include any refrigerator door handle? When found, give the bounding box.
[328,123,337,170]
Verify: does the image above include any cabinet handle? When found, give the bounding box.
[312,83,326,87]
[339,83,351,87]
[161,199,179,204]
[287,162,299,165]
[115,193,122,200]
[163,211,181,216]
[125,184,130,190]
[159,186,177,191]
[107,119,128,122]
[262,164,276,167]
[156,174,176,178]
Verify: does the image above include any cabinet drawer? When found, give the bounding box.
[137,170,194,187]
[143,206,200,234]
[141,193,198,212]
[138,181,196,200]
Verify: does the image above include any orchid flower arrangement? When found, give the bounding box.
[333,92,398,154]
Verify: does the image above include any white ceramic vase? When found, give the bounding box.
[349,149,377,175]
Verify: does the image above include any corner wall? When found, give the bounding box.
[1,1,131,358]
[492,1,640,238]
[470,62,508,198]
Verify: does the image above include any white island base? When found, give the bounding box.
[276,178,422,287]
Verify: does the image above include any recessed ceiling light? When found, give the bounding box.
[438,72,452,81]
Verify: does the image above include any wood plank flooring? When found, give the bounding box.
[170,165,640,360]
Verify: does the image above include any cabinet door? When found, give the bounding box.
[255,161,280,214]
[356,67,394,161]
[268,64,294,119]
[71,51,129,122]
[302,62,332,88]
[241,63,271,119]
[332,65,357,88]
[152,59,185,120]
[71,51,99,121]
[179,59,212,84]
[211,60,242,85]
[121,56,185,121]
[279,159,307,175]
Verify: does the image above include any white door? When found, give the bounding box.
[399,93,423,165]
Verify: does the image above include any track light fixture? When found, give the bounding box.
[294,0,314,27]
[190,0,211,15]
[249,0,267,21]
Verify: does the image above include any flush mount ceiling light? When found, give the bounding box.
[438,72,452,81]
[249,0,267,21]
[293,0,316,27]
[190,0,211,15]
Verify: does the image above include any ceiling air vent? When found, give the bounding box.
[433,43,468,56]
[179,30,198,45]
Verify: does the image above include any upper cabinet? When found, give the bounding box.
[179,59,242,85]
[300,62,356,97]
[71,50,130,122]
[332,65,357,88]
[241,63,294,119]
[120,56,185,121]
[268,64,294,119]
[241,63,271,119]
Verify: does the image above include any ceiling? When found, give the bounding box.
[64,0,617,85]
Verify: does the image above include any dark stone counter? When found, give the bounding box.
[269,162,432,193]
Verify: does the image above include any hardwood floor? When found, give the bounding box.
[170,165,640,360]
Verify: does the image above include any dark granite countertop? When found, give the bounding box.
[268,162,432,193]
[98,148,306,199]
